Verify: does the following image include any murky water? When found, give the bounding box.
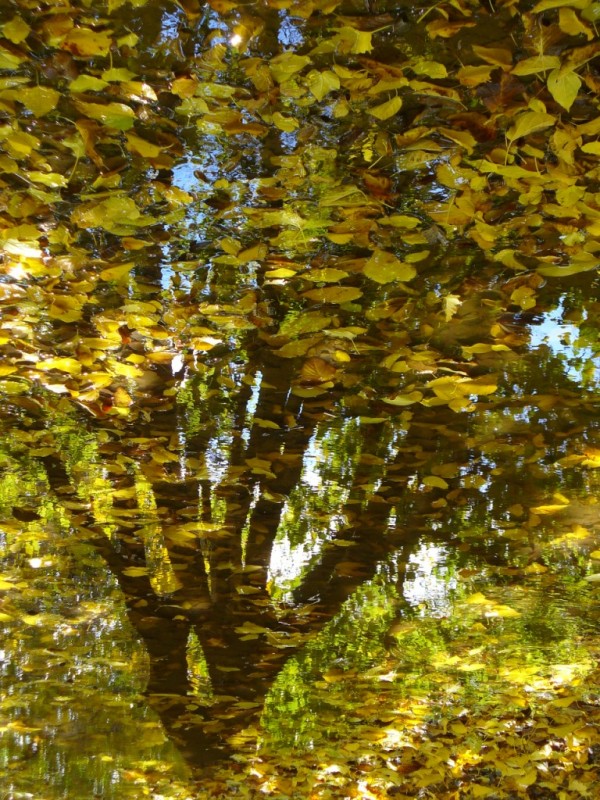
[1,0,600,798]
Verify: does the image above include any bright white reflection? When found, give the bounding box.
[403,543,456,616]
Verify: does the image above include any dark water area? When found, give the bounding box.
[1,0,600,798]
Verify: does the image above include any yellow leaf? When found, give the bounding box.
[269,53,311,84]
[368,95,402,120]
[334,26,373,54]
[271,112,299,132]
[512,54,561,75]
[3,16,30,44]
[0,47,24,70]
[530,503,569,514]
[507,111,555,142]
[48,295,84,322]
[472,44,513,68]
[382,390,423,406]
[37,357,82,375]
[237,243,268,263]
[62,28,113,57]
[443,294,461,320]
[465,592,488,604]
[378,214,420,228]
[300,357,337,384]
[26,171,67,188]
[69,75,109,93]
[533,0,589,10]
[510,285,537,310]
[122,566,149,577]
[411,59,447,79]
[559,7,594,39]
[113,387,132,407]
[74,100,136,130]
[19,86,60,117]
[457,65,495,87]
[547,68,581,111]
[302,268,349,282]
[302,286,363,304]
[101,67,138,82]
[581,141,600,155]
[306,69,340,101]
[423,475,449,489]
[363,248,416,283]
[125,133,162,158]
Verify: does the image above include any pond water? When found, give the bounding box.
[1,1,600,798]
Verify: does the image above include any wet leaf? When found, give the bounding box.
[363,249,416,283]
[547,67,581,111]
[368,95,403,120]
[303,286,363,304]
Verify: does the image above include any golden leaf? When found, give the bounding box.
[301,268,349,282]
[37,357,82,375]
[3,16,30,44]
[334,26,373,54]
[382,390,423,406]
[511,54,561,75]
[368,95,402,120]
[423,475,449,489]
[300,357,337,384]
[507,111,555,142]
[74,100,136,130]
[303,286,363,304]
[125,133,162,158]
[62,28,113,57]
[269,53,311,84]
[306,69,340,101]
[18,86,60,117]
[547,68,581,111]
[363,248,416,283]
[271,112,299,132]
[472,44,513,68]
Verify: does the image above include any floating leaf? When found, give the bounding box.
[303,286,363,304]
[507,111,555,142]
[423,475,449,489]
[306,69,340,101]
[300,357,337,384]
[3,16,30,44]
[368,95,402,120]
[547,68,581,111]
[512,55,561,75]
[74,100,136,130]
[271,112,299,132]
[334,26,373,54]
[363,248,416,283]
[37,357,82,375]
[382,391,423,406]
[269,53,311,84]
[62,28,113,57]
